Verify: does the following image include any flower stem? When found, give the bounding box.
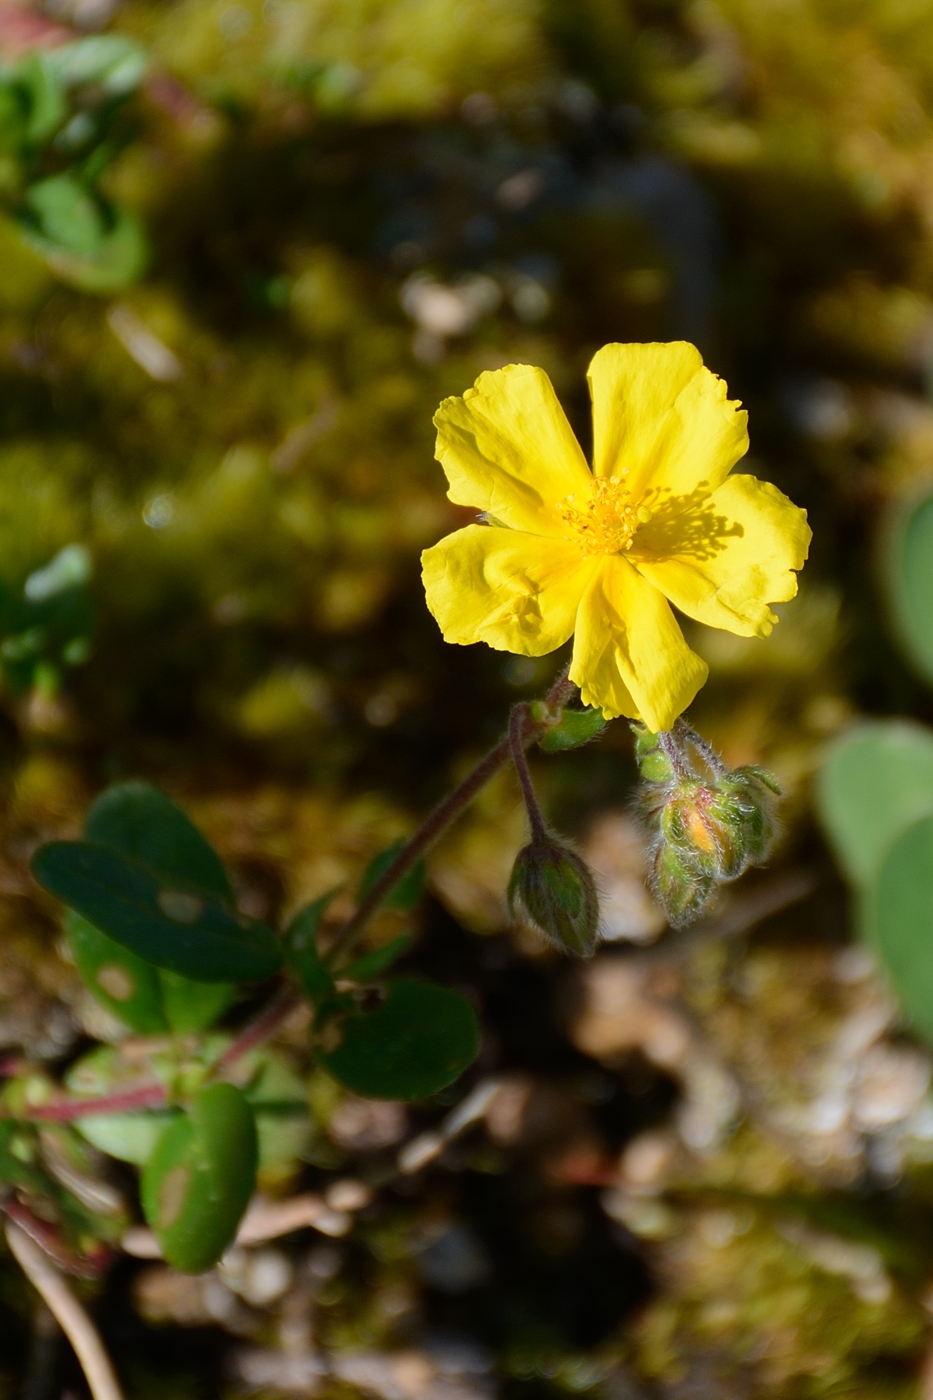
[509,704,547,842]
[674,718,726,776]
[658,728,690,781]
[328,663,575,961]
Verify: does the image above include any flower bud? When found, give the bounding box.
[633,724,782,927]
[650,840,715,929]
[508,834,600,957]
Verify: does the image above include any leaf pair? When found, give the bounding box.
[33,782,282,990]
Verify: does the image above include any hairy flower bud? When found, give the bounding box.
[633,724,782,928]
[508,834,600,957]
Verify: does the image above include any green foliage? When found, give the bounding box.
[32,839,282,982]
[84,782,234,904]
[0,544,93,694]
[0,37,148,290]
[358,840,426,912]
[315,979,480,1100]
[284,892,337,999]
[67,909,169,1034]
[868,813,933,1043]
[158,971,237,1035]
[885,491,933,685]
[141,1083,257,1273]
[816,721,933,888]
[339,932,411,983]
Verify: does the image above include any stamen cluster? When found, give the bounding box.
[557,473,652,557]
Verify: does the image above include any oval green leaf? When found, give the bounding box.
[885,490,933,685]
[315,979,480,1101]
[869,812,933,1043]
[816,720,933,887]
[32,841,282,983]
[158,970,237,1035]
[67,910,168,1034]
[141,1083,257,1273]
[84,782,233,904]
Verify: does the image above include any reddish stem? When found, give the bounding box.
[213,985,298,1076]
[21,1082,169,1122]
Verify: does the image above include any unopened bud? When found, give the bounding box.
[651,841,715,928]
[508,834,600,957]
[633,724,782,928]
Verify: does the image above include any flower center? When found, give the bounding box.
[557,474,652,557]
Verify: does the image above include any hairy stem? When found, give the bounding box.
[509,704,547,842]
[674,717,726,777]
[328,663,575,960]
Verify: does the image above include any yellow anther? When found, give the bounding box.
[557,476,650,557]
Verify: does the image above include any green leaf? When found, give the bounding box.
[537,706,606,752]
[339,933,411,984]
[816,720,933,887]
[84,781,233,904]
[16,181,147,292]
[868,812,933,1043]
[16,54,66,143]
[66,910,168,1034]
[74,1110,178,1167]
[32,841,282,983]
[243,1050,314,1171]
[158,970,236,1035]
[141,1083,257,1273]
[315,979,480,1101]
[284,892,336,999]
[44,36,147,97]
[358,840,424,913]
[885,490,933,686]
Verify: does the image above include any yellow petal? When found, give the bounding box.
[422,524,595,656]
[587,342,748,509]
[633,474,812,638]
[434,363,593,538]
[569,556,709,731]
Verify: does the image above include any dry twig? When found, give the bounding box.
[5,1220,124,1400]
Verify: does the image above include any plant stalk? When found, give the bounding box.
[328,663,575,959]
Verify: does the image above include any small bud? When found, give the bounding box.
[508,834,600,957]
[633,724,782,928]
[650,840,715,928]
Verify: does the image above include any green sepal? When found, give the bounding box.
[631,725,675,783]
[358,840,425,913]
[141,1083,257,1274]
[536,706,606,752]
[315,979,480,1101]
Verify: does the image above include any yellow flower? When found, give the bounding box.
[421,342,811,732]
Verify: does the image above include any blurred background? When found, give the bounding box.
[6,0,933,1394]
